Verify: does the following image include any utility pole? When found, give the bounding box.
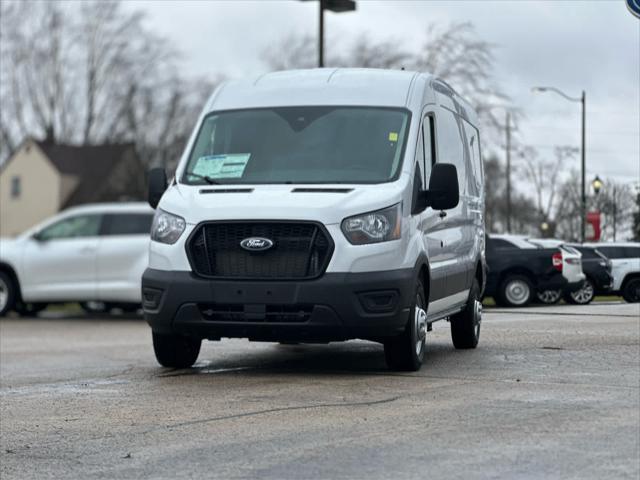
[505,111,512,233]
[318,0,324,67]
[613,184,617,241]
[580,90,586,244]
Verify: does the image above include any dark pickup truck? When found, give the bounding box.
[484,235,583,307]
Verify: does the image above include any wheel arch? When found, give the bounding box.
[413,254,430,309]
[621,272,640,291]
[498,267,536,288]
[0,262,22,301]
[475,260,485,295]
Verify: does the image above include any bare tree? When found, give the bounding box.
[517,145,578,231]
[483,153,538,234]
[0,0,217,168]
[555,174,636,241]
[263,22,510,141]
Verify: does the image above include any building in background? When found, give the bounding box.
[0,138,145,236]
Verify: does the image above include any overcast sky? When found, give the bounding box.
[127,0,639,187]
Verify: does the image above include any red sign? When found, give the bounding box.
[586,211,601,241]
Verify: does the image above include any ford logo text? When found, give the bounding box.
[240,237,274,252]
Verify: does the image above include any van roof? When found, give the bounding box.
[207,68,433,111]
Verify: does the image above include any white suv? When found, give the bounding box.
[0,203,153,316]
[585,242,640,303]
[142,68,486,372]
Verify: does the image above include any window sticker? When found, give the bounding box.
[388,132,398,142]
[191,154,251,179]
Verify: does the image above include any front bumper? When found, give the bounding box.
[142,268,415,342]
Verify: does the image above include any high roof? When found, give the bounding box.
[208,68,431,111]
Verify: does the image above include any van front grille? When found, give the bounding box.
[186,221,333,280]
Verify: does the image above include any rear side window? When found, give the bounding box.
[597,246,626,259]
[463,120,482,197]
[436,109,467,195]
[577,248,600,259]
[624,247,640,258]
[102,213,153,236]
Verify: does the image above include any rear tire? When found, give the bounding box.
[622,278,640,303]
[497,274,533,308]
[152,332,201,368]
[80,301,114,314]
[15,302,48,317]
[451,279,481,349]
[384,278,427,371]
[0,272,17,317]
[564,278,595,305]
[536,289,562,305]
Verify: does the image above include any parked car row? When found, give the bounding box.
[0,203,153,316]
[484,234,640,307]
[1,206,639,318]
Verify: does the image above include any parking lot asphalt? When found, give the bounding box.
[1,302,639,480]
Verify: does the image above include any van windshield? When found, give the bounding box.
[181,107,410,185]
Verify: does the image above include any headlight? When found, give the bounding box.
[151,209,186,244]
[341,203,401,245]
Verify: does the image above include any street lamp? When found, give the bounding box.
[300,0,356,67]
[592,175,603,195]
[532,86,587,243]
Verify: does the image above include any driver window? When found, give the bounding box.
[38,215,102,241]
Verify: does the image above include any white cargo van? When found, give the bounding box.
[143,68,485,371]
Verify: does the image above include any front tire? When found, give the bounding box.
[451,279,482,349]
[622,278,640,303]
[384,278,427,371]
[497,274,533,308]
[0,272,17,317]
[152,332,202,368]
[564,279,595,305]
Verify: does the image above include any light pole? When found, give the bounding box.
[301,0,356,67]
[505,111,512,233]
[532,86,586,243]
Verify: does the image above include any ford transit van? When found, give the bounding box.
[143,68,485,371]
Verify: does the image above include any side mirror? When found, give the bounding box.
[415,163,460,213]
[428,163,459,211]
[148,168,167,209]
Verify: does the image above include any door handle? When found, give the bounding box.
[439,211,447,219]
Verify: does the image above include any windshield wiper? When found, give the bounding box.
[184,172,221,185]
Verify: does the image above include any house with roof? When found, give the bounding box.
[0,138,145,236]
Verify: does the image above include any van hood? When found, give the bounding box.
[158,181,407,225]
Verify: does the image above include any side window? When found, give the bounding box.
[578,248,599,259]
[422,115,435,184]
[463,120,482,197]
[10,176,21,199]
[414,123,425,191]
[38,215,102,241]
[436,109,467,195]
[624,247,640,258]
[103,213,154,236]
[598,247,625,259]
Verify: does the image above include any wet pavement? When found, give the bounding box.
[1,302,639,479]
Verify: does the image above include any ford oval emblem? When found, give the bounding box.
[240,237,274,252]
